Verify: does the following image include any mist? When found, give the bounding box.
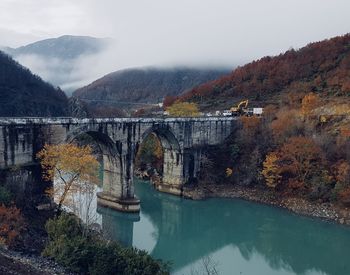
[1,0,350,93]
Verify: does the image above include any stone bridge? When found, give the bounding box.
[0,117,237,212]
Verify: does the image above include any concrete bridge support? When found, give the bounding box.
[92,142,140,213]
[183,148,203,185]
[156,148,184,195]
[97,153,140,213]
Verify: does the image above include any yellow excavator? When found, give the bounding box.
[230,100,249,116]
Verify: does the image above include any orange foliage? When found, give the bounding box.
[166,101,200,117]
[163,95,177,108]
[135,134,163,174]
[225,168,233,177]
[278,136,324,188]
[285,90,307,108]
[0,205,26,246]
[240,116,260,140]
[270,109,301,142]
[333,160,350,185]
[340,127,350,137]
[301,92,320,116]
[175,34,350,104]
[262,152,282,188]
[37,143,99,213]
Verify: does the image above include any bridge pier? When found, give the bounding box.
[97,193,140,213]
[97,152,140,213]
[155,148,184,196]
[183,148,202,185]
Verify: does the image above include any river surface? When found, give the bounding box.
[93,180,350,275]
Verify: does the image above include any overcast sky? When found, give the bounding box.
[1,0,350,69]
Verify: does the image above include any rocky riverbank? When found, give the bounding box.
[183,184,350,226]
[0,206,74,275]
[0,248,73,275]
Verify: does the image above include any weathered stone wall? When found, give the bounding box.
[0,117,237,211]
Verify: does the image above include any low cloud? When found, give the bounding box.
[3,0,350,94]
[13,42,121,94]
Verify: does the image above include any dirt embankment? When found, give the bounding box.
[183,184,350,225]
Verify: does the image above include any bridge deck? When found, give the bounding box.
[0,117,237,125]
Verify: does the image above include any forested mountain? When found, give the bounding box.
[1,35,112,93]
[171,34,350,209]
[3,35,111,60]
[0,51,68,117]
[175,34,350,110]
[73,67,229,114]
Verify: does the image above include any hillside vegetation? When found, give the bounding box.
[162,34,350,212]
[73,67,229,116]
[0,51,68,117]
[175,34,350,110]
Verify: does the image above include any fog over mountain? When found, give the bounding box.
[1,1,349,85]
[1,35,114,94]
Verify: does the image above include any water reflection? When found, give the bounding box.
[97,181,350,275]
[97,206,140,246]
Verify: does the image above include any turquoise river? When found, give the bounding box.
[94,180,350,275]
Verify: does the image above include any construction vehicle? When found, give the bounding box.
[230,100,249,116]
[227,100,263,116]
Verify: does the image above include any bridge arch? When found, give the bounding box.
[138,125,184,195]
[69,131,123,197]
[67,129,140,212]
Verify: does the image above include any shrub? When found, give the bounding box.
[45,213,82,241]
[44,235,94,273]
[89,243,127,275]
[43,214,170,275]
[121,247,170,275]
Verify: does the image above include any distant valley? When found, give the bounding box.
[0,35,231,117]
[73,67,230,116]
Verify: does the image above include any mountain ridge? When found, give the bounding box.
[175,33,350,110]
[73,67,231,114]
[1,35,113,93]
[2,35,112,59]
[0,51,68,117]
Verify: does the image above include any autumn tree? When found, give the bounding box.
[301,92,320,116]
[270,108,303,144]
[166,101,200,117]
[0,205,26,247]
[135,134,163,175]
[37,144,99,217]
[163,95,177,108]
[262,152,282,188]
[225,168,233,177]
[279,136,324,189]
[333,160,350,204]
